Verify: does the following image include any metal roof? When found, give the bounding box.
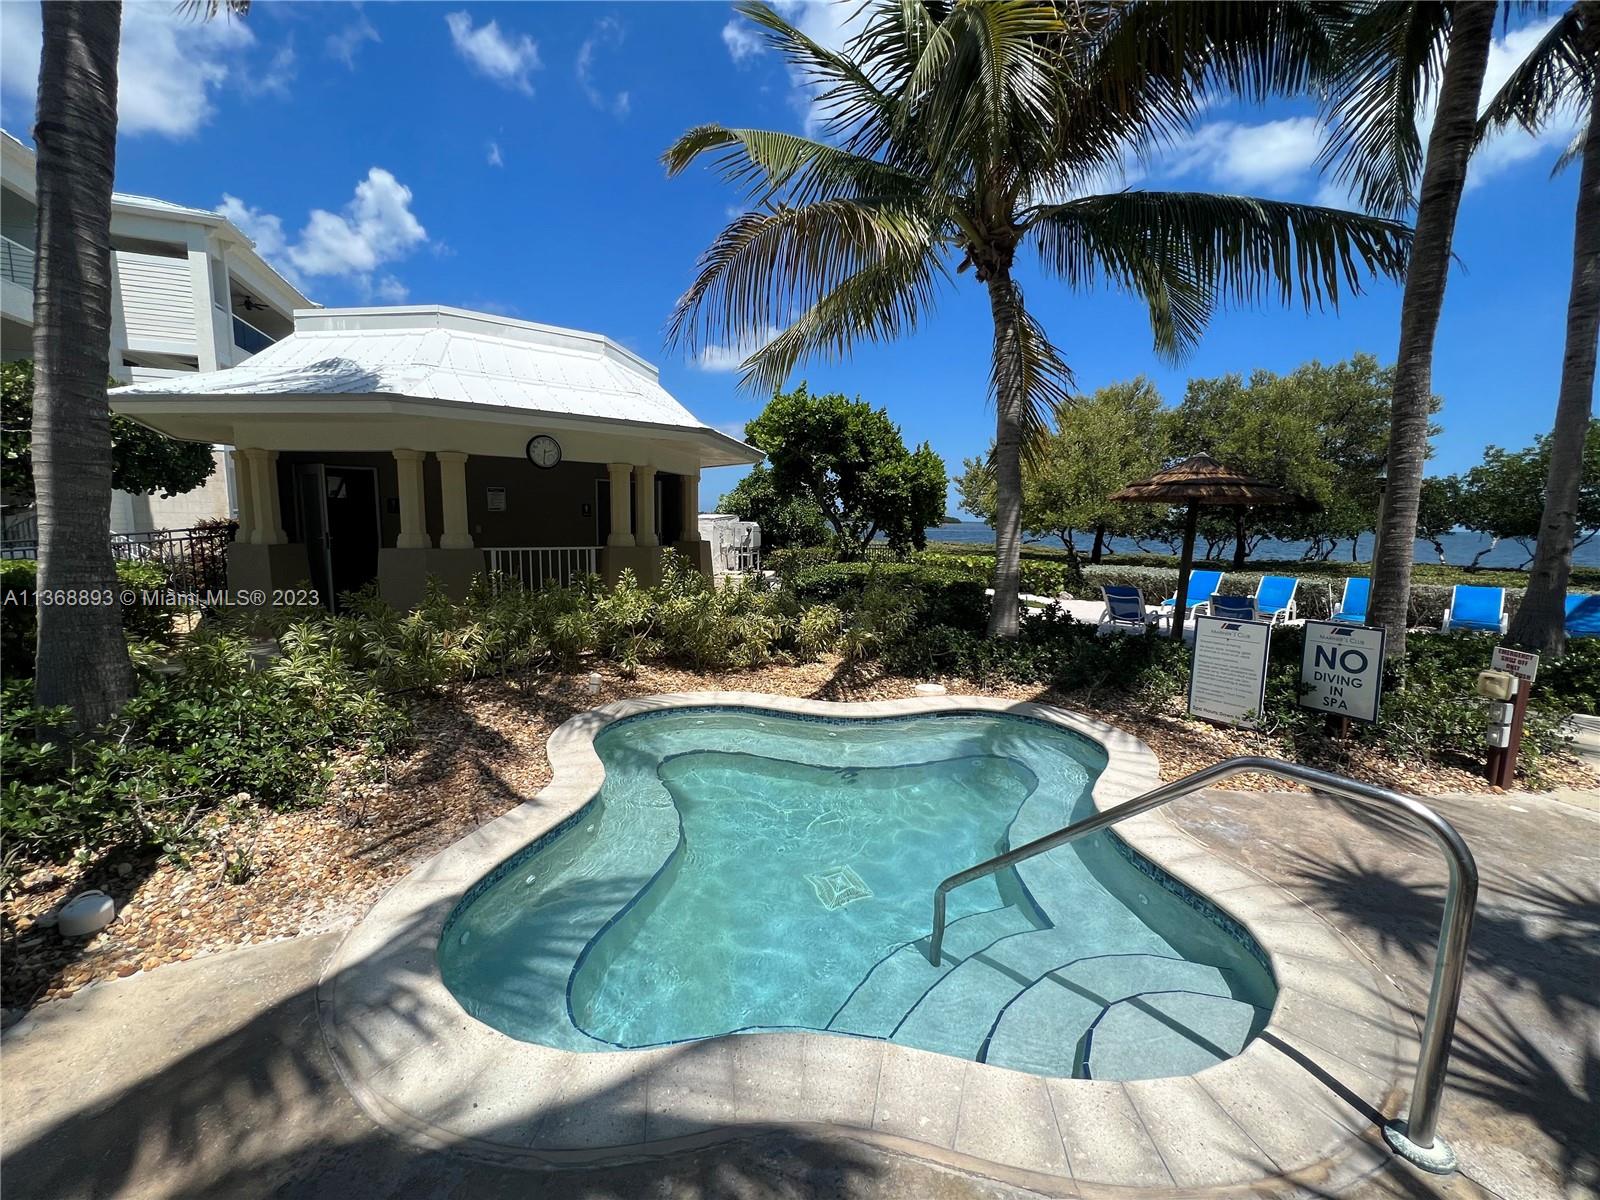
[111,305,759,461]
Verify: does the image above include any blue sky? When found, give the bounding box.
[0,2,1587,513]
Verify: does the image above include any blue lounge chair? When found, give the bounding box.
[1211,594,1258,622]
[1255,575,1299,624]
[1332,578,1369,623]
[1566,593,1600,638]
[1442,585,1508,634]
[1158,569,1223,624]
[1099,585,1155,632]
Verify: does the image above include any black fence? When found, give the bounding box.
[0,523,235,594]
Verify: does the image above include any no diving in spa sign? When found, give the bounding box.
[1300,621,1386,724]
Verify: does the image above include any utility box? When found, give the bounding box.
[1476,670,1518,702]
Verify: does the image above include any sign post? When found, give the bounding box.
[1187,616,1272,729]
[1486,646,1539,788]
[1299,622,1386,727]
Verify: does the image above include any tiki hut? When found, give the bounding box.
[1109,455,1305,640]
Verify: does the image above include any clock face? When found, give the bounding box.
[526,435,562,469]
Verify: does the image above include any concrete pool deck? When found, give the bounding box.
[2,781,1594,1199]
[315,694,1419,1193]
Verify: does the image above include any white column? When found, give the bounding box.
[680,471,701,539]
[436,451,474,550]
[262,450,286,544]
[231,449,258,544]
[634,465,658,547]
[393,449,432,549]
[606,463,635,547]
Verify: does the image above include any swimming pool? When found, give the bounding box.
[439,707,1276,1081]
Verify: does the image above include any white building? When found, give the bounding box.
[1,128,312,534]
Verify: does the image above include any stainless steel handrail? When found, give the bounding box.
[925,755,1478,1173]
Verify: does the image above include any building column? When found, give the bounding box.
[634,465,658,547]
[606,462,635,547]
[436,451,474,550]
[393,449,432,549]
[240,448,285,546]
[231,449,258,544]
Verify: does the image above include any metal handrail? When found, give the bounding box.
[925,755,1477,1172]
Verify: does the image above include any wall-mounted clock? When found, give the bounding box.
[525,434,562,469]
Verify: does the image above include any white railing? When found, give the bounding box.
[723,545,761,574]
[1,235,34,288]
[484,546,599,591]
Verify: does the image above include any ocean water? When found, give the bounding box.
[918,525,1600,569]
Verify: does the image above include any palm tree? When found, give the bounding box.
[666,1,1412,636]
[31,0,248,728]
[1319,1,1500,657]
[1483,3,1598,655]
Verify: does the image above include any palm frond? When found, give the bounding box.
[1477,5,1595,140]
[1318,2,1452,217]
[987,278,1075,463]
[1027,191,1412,355]
[662,124,928,208]
[664,197,945,364]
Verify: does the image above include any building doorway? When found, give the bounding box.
[294,464,380,610]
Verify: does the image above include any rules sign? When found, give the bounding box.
[1300,621,1386,724]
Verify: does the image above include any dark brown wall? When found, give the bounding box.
[465,457,611,547]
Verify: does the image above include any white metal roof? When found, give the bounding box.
[111,305,760,464]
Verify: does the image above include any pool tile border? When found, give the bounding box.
[318,693,1416,1194]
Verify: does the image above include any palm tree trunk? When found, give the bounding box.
[31,1,132,729]
[1507,90,1600,656]
[1367,0,1497,658]
[986,270,1026,637]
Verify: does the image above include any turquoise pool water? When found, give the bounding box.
[439,708,1276,1080]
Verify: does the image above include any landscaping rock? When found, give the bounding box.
[57,891,116,938]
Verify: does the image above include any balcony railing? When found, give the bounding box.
[231,313,276,356]
[2,235,35,288]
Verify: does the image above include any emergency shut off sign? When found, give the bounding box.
[1299,621,1387,724]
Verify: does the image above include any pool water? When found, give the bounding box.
[440,708,1276,1080]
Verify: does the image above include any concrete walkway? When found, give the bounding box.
[3,785,1595,1200]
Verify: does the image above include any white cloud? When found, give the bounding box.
[487,141,504,167]
[370,274,409,303]
[245,42,297,98]
[1467,16,1579,189]
[216,168,427,298]
[722,19,765,64]
[576,17,630,117]
[695,325,783,372]
[1154,116,1323,192]
[446,11,541,95]
[326,16,380,68]
[769,1,868,135]
[0,1,263,139]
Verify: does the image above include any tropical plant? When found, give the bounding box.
[664,0,1411,635]
[29,0,249,728]
[1,362,215,503]
[1318,0,1500,655]
[1481,3,1600,654]
[743,384,946,557]
[1454,423,1600,569]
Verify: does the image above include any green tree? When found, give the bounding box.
[665,1,1410,636]
[1457,423,1600,569]
[716,464,832,550]
[1480,4,1600,654]
[30,0,248,729]
[2,361,215,505]
[1320,1,1500,655]
[1415,474,1464,564]
[743,384,945,558]
[955,379,1169,568]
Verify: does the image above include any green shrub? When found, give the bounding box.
[1,627,407,874]
[1,557,177,676]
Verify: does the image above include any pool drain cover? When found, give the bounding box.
[806,866,872,910]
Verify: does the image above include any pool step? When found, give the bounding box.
[827,905,1039,1038]
[980,954,1239,1077]
[1083,990,1270,1080]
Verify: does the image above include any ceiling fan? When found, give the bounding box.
[233,292,268,312]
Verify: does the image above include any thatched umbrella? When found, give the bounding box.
[1109,455,1305,640]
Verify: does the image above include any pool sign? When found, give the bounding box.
[1300,621,1386,724]
[1188,616,1272,729]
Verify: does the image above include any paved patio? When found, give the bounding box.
[2,783,1594,1200]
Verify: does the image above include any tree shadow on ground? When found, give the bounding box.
[2,900,889,1200]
